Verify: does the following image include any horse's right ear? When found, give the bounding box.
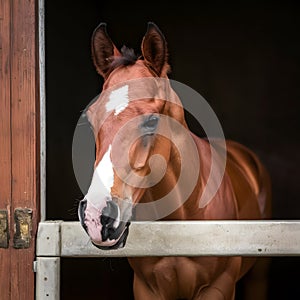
[91,23,121,78]
[141,22,169,76]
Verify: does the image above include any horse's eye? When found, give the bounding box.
[142,115,159,131]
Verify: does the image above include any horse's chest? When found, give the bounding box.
[128,256,234,299]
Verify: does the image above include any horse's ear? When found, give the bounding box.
[91,23,121,78]
[141,22,169,76]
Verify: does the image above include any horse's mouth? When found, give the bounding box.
[91,223,130,250]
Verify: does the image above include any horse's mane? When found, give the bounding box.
[110,46,138,70]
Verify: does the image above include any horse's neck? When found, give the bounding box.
[139,127,238,221]
[184,133,239,220]
[154,132,237,220]
[142,132,211,220]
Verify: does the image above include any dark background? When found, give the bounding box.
[45,1,300,299]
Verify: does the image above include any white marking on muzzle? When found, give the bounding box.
[85,145,114,208]
[106,84,129,115]
[113,204,121,229]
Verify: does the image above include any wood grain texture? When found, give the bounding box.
[0,0,12,297]
[0,0,40,299]
[10,0,40,299]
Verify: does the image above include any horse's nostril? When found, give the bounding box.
[79,199,87,212]
[101,201,119,223]
[101,201,120,241]
[79,199,87,226]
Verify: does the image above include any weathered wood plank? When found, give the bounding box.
[0,0,5,19]
[0,0,12,216]
[0,0,12,297]
[55,221,300,257]
[10,0,40,299]
[35,257,61,300]
[36,221,62,256]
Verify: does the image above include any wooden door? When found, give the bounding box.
[0,0,40,299]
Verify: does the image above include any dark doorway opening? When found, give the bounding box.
[45,1,300,299]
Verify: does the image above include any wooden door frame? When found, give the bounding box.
[0,0,42,298]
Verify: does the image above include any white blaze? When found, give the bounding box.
[113,205,121,229]
[96,145,114,191]
[106,85,129,115]
[85,145,114,208]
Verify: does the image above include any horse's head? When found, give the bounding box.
[78,22,189,249]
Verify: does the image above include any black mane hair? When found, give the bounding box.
[110,46,138,70]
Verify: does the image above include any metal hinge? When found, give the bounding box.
[13,208,33,249]
[0,210,9,248]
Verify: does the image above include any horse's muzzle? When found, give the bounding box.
[78,198,131,249]
[92,224,130,250]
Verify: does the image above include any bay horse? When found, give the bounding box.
[78,22,272,300]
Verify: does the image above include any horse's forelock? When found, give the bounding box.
[110,45,138,70]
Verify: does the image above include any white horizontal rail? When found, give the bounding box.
[36,220,300,257]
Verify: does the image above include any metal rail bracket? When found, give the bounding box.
[0,210,9,248]
[13,208,33,249]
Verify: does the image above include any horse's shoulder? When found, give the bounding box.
[225,139,268,218]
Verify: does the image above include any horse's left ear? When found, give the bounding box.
[91,23,121,78]
[141,22,169,76]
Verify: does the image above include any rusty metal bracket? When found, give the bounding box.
[0,210,9,248]
[13,208,33,249]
